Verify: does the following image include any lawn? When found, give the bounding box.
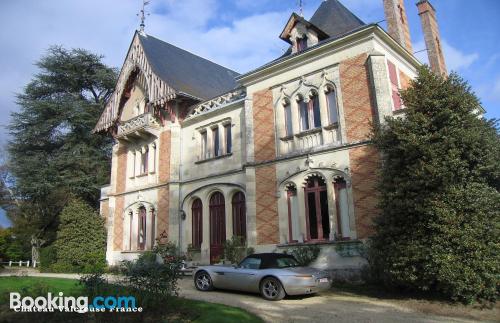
[0,277,263,323]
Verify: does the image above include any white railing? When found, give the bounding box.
[0,260,37,268]
[296,129,323,151]
[117,112,160,137]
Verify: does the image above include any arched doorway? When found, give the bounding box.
[304,175,330,240]
[232,192,246,240]
[192,198,203,249]
[209,192,226,264]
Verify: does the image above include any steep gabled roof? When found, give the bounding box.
[309,0,365,38]
[138,33,240,100]
[279,13,330,44]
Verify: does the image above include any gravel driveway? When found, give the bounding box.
[178,277,476,323]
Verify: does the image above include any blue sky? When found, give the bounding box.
[0,0,498,165]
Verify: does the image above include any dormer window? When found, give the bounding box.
[297,36,308,52]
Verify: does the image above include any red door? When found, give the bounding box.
[209,192,226,264]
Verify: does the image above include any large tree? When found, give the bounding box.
[7,46,117,250]
[369,67,500,303]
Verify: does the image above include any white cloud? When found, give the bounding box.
[0,0,293,144]
[413,39,479,72]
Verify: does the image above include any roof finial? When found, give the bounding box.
[298,0,304,17]
[138,0,150,33]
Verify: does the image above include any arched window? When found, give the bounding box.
[299,93,321,131]
[209,192,226,263]
[192,199,203,249]
[334,177,350,239]
[283,101,293,137]
[140,147,148,174]
[232,192,246,240]
[138,206,147,250]
[325,86,339,125]
[304,175,330,240]
[309,92,321,128]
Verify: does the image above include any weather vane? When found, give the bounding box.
[138,0,150,32]
[298,0,304,17]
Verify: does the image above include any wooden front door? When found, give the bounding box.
[209,192,226,264]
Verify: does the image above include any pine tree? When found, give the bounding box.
[370,66,500,303]
[52,198,106,273]
[7,46,117,250]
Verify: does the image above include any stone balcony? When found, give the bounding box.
[116,112,161,140]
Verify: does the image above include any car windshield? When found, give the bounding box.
[275,257,300,268]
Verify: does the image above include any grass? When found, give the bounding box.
[330,282,499,322]
[0,277,263,323]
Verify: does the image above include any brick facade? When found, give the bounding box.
[399,70,412,90]
[417,0,447,75]
[113,196,124,250]
[255,165,279,245]
[252,89,280,245]
[252,90,276,162]
[157,187,169,238]
[383,0,412,52]
[115,144,128,193]
[340,54,376,142]
[156,129,171,238]
[349,145,380,239]
[158,130,171,183]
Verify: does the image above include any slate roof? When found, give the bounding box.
[138,33,240,101]
[309,0,365,38]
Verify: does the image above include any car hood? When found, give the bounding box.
[284,266,329,277]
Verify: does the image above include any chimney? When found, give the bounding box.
[383,0,413,52]
[417,0,447,75]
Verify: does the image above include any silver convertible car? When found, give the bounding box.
[193,253,332,300]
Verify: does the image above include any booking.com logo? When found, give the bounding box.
[10,292,143,313]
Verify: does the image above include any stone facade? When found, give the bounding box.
[97,4,420,268]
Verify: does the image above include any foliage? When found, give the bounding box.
[6,46,117,249]
[121,249,183,298]
[0,227,26,261]
[369,66,500,304]
[223,236,254,264]
[0,277,263,323]
[39,245,57,272]
[51,198,106,273]
[286,244,321,266]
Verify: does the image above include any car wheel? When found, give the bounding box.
[260,277,285,301]
[194,271,214,291]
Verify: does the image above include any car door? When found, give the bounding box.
[223,257,261,292]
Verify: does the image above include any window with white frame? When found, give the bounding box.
[224,123,232,154]
[140,147,148,174]
[325,86,339,125]
[200,130,208,159]
[212,126,220,157]
[283,101,293,137]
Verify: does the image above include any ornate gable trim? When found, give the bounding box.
[94,32,177,133]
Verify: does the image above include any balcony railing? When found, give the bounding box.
[117,113,161,139]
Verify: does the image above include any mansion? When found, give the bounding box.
[95,0,446,271]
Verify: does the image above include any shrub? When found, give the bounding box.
[370,67,500,304]
[39,245,57,272]
[223,236,254,264]
[122,240,183,297]
[286,244,320,266]
[52,198,106,273]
